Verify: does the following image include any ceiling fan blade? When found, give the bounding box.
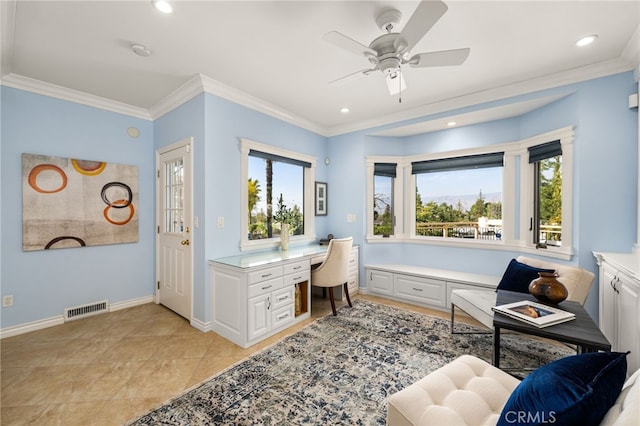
[323,31,377,59]
[408,48,470,67]
[395,0,448,53]
[328,68,376,86]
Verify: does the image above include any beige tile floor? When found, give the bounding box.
[0,293,458,426]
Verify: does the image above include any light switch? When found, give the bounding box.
[217,216,224,228]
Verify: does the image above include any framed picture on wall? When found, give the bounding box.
[315,181,327,216]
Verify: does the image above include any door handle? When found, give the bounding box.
[181,239,190,246]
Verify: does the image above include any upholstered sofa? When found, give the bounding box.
[387,354,639,426]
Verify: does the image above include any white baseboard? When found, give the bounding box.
[1,294,155,339]
[109,295,155,312]
[0,316,64,339]
[190,317,212,333]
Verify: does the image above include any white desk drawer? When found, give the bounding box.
[284,260,309,275]
[272,305,294,329]
[272,286,294,310]
[284,270,310,287]
[248,277,283,298]
[248,266,283,285]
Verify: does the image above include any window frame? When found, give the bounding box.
[240,138,316,251]
[366,157,405,240]
[519,127,573,258]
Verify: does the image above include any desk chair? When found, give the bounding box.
[311,237,353,316]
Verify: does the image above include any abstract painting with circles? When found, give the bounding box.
[22,153,139,251]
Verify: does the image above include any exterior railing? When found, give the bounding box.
[414,221,562,244]
[415,222,502,240]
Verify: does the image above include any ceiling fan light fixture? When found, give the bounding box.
[152,0,173,14]
[576,34,598,47]
[386,72,406,96]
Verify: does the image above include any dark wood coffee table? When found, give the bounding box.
[492,290,611,368]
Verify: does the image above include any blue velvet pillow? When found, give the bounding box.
[497,352,628,426]
[496,258,555,294]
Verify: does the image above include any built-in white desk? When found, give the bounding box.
[209,244,359,348]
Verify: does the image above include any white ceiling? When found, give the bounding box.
[1,1,639,137]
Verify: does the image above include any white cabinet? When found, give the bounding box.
[394,274,447,308]
[595,252,640,375]
[368,269,394,295]
[365,264,499,312]
[211,258,310,348]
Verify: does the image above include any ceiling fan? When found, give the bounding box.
[323,0,470,95]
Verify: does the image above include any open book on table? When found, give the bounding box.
[492,300,575,328]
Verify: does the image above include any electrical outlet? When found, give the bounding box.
[2,295,13,307]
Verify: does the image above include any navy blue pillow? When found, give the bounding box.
[496,258,555,294]
[497,352,628,426]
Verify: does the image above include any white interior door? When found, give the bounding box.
[157,139,193,319]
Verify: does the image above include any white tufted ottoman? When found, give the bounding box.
[387,355,520,426]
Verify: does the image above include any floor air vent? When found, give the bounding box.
[64,300,109,322]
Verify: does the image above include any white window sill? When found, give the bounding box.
[366,235,573,261]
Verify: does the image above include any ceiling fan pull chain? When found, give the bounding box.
[398,68,402,104]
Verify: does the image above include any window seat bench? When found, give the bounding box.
[364,264,500,312]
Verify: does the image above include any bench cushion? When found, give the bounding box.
[387,355,520,426]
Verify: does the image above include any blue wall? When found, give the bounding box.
[1,70,637,330]
[1,87,155,328]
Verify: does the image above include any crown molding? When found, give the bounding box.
[1,73,151,120]
[147,74,205,120]
[149,73,326,136]
[198,74,326,136]
[325,56,637,137]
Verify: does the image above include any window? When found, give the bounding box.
[364,126,573,258]
[529,140,562,247]
[373,163,396,236]
[412,153,504,240]
[520,127,573,257]
[241,139,316,250]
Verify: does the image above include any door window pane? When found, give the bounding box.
[164,159,184,233]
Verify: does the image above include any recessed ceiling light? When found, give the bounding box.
[576,34,598,47]
[340,107,350,114]
[131,43,152,57]
[447,121,457,127]
[152,0,173,14]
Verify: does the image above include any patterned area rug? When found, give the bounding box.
[129,299,572,425]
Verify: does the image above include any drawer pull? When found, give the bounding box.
[277,295,289,301]
[261,273,272,278]
[293,265,302,270]
[292,276,302,281]
[412,287,424,292]
[261,285,273,290]
[277,313,289,320]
